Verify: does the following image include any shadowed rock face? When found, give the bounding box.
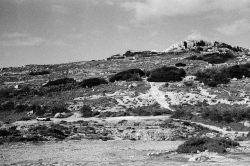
[165,40,249,53]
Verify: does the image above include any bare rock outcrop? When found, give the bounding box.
[165,40,249,53]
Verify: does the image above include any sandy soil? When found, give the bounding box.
[1,140,250,166]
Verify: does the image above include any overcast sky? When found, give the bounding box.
[1,0,250,67]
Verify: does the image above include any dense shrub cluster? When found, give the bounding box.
[28,124,68,139]
[201,106,250,123]
[0,101,15,112]
[127,105,172,116]
[0,101,48,116]
[109,69,145,82]
[43,77,76,87]
[80,105,93,117]
[0,88,13,99]
[175,63,186,67]
[186,52,234,64]
[97,111,130,118]
[50,104,69,115]
[29,70,50,76]
[79,78,108,88]
[195,63,250,87]
[171,109,193,120]
[147,66,186,82]
[176,137,239,153]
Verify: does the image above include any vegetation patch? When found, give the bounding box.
[43,77,76,87]
[186,52,234,64]
[109,69,145,82]
[147,66,186,82]
[29,70,50,76]
[195,63,250,87]
[79,77,108,88]
[127,104,172,116]
[171,109,193,120]
[176,137,239,153]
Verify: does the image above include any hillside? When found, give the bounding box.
[1,40,250,165]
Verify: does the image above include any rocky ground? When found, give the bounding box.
[1,115,250,166]
[1,139,250,166]
[1,40,250,165]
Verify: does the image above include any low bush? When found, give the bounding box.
[0,129,11,137]
[18,116,32,121]
[109,69,145,82]
[195,63,250,87]
[227,65,250,79]
[15,104,30,113]
[171,109,193,120]
[6,135,47,142]
[128,105,172,116]
[176,137,239,153]
[147,66,186,82]
[97,111,130,118]
[186,52,234,64]
[0,87,13,99]
[200,105,250,123]
[1,101,15,111]
[28,124,68,139]
[80,105,93,117]
[30,104,47,116]
[29,70,50,76]
[43,77,76,87]
[175,63,186,67]
[50,104,69,115]
[79,78,108,88]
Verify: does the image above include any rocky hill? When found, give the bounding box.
[165,40,250,54]
[1,40,250,165]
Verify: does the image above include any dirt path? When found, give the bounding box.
[149,82,174,111]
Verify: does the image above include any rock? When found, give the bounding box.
[132,83,138,87]
[54,113,64,118]
[36,117,51,121]
[165,40,249,53]
[188,155,209,162]
[27,110,34,116]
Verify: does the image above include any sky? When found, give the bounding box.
[0,0,250,68]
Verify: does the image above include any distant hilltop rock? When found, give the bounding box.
[164,40,249,54]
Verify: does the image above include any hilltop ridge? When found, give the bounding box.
[106,40,249,61]
[164,40,250,53]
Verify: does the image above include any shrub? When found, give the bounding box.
[200,105,250,123]
[227,65,250,79]
[30,104,46,116]
[28,125,67,140]
[195,67,230,87]
[0,129,11,137]
[1,101,15,111]
[6,135,47,142]
[80,105,93,117]
[109,69,145,82]
[176,137,239,153]
[97,111,130,118]
[128,105,172,116]
[15,104,30,113]
[147,66,186,82]
[186,52,234,64]
[175,63,186,67]
[0,88,13,99]
[50,104,69,115]
[171,109,193,120]
[79,78,108,88]
[29,70,50,76]
[43,77,76,87]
